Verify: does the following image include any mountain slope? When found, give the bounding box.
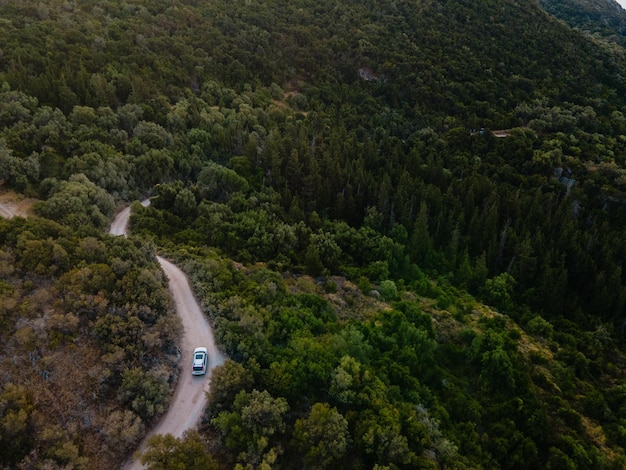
[2,0,626,469]
[1,0,625,125]
[540,0,626,45]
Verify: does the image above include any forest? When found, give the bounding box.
[1,0,626,468]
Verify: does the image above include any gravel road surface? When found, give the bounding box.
[110,202,226,469]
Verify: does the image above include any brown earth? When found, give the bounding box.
[0,188,37,219]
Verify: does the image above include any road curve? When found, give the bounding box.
[110,201,226,470]
[108,205,131,237]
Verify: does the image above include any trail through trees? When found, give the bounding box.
[110,202,226,470]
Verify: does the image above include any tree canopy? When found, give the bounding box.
[2,0,626,468]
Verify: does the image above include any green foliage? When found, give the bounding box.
[198,161,250,202]
[539,0,626,48]
[141,431,218,470]
[526,315,555,340]
[378,280,399,302]
[0,139,39,190]
[365,307,437,383]
[213,389,289,466]
[0,384,35,467]
[117,367,170,421]
[206,359,255,419]
[34,174,115,231]
[293,402,350,469]
[483,272,516,311]
[2,0,626,467]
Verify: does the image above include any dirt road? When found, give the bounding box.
[108,205,132,236]
[110,202,226,470]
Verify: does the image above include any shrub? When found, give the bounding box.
[379,280,399,301]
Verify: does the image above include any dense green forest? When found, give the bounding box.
[2,0,626,468]
[540,0,626,46]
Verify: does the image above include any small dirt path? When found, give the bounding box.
[111,201,226,470]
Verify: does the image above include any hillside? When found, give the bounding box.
[2,0,626,468]
[540,0,626,46]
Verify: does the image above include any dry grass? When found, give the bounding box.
[284,273,391,320]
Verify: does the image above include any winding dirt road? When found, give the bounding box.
[110,201,226,469]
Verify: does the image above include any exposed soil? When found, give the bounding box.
[110,203,226,470]
[0,188,36,219]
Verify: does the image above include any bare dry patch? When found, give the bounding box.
[0,188,38,218]
[283,273,390,320]
[581,415,616,462]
